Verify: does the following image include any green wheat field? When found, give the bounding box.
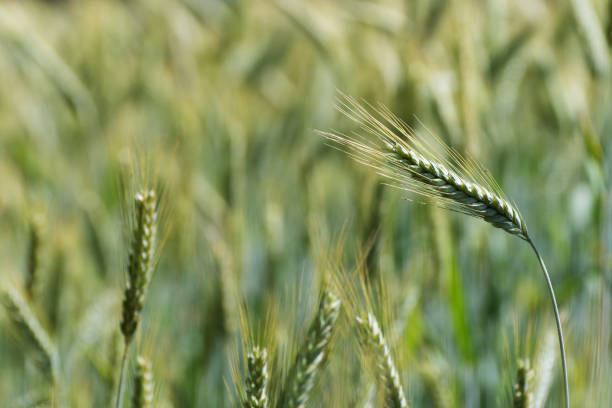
[1,1,611,407]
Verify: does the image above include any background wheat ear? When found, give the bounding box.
[532,328,556,408]
[356,313,408,408]
[418,352,456,408]
[279,287,341,408]
[2,287,59,382]
[321,95,569,408]
[513,359,534,408]
[120,189,158,345]
[231,290,279,408]
[243,346,269,408]
[116,189,158,408]
[132,356,154,408]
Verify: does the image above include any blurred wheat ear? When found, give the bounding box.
[2,287,59,383]
[319,94,569,408]
[132,356,154,408]
[532,329,557,408]
[116,189,158,408]
[120,190,158,344]
[356,313,408,408]
[513,359,534,408]
[243,346,269,408]
[279,288,341,408]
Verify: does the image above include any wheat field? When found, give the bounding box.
[1,0,611,407]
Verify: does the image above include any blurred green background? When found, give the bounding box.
[0,0,611,407]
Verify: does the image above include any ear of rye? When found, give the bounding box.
[244,346,269,408]
[120,190,157,345]
[280,288,341,408]
[513,359,534,408]
[356,313,408,408]
[132,356,154,408]
[320,95,527,240]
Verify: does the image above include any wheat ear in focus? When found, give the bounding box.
[319,94,569,408]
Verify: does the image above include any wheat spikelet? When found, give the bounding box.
[120,189,157,345]
[513,359,534,408]
[244,346,269,408]
[386,142,527,238]
[319,95,527,239]
[280,288,341,408]
[132,356,154,408]
[108,332,123,405]
[356,313,408,408]
[2,287,58,380]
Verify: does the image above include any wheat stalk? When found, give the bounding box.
[356,313,408,408]
[25,214,44,300]
[132,356,154,408]
[46,248,65,334]
[513,359,534,408]
[116,189,158,408]
[279,288,341,408]
[2,287,59,381]
[320,94,569,408]
[244,346,269,408]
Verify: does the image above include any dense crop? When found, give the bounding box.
[1,1,611,407]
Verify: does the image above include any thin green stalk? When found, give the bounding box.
[115,346,129,408]
[527,237,569,408]
[25,215,43,300]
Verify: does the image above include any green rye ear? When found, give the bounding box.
[356,313,408,408]
[243,347,269,408]
[132,356,154,408]
[279,288,341,408]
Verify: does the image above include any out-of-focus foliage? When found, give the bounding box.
[0,0,611,407]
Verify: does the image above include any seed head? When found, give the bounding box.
[120,190,157,344]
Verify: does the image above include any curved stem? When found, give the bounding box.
[115,343,130,408]
[51,373,59,408]
[527,236,569,408]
